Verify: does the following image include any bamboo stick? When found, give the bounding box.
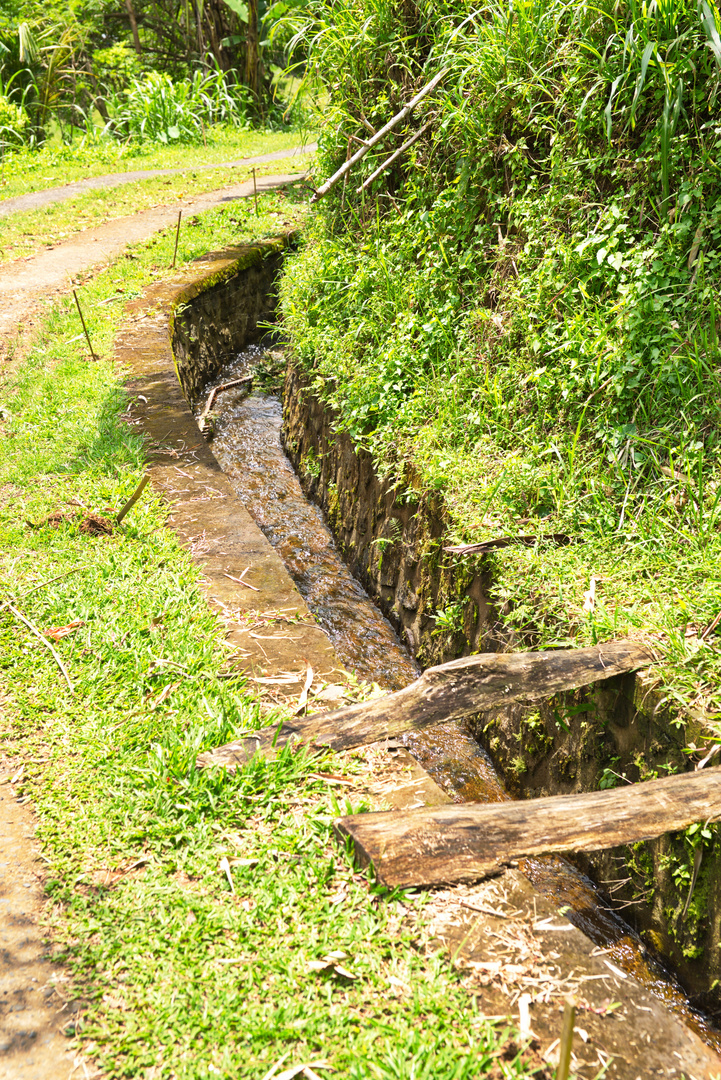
[357,121,432,193]
[311,69,448,203]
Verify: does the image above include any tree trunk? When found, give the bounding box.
[244,0,259,98]
[124,0,142,56]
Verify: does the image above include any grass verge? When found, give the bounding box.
[0,128,309,201]
[0,190,536,1079]
[278,0,721,727]
[0,152,315,265]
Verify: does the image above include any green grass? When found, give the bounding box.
[0,190,536,1079]
[278,0,721,727]
[0,127,311,200]
[0,149,316,264]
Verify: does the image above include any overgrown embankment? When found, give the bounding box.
[277,0,721,1003]
[280,0,721,722]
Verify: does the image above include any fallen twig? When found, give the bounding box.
[659,464,693,485]
[199,376,252,431]
[15,565,86,601]
[5,601,74,694]
[444,534,574,555]
[224,568,260,592]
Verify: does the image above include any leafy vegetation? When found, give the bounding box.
[0,0,312,153]
[279,0,721,719]
[0,193,537,1079]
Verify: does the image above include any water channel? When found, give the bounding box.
[196,341,721,1053]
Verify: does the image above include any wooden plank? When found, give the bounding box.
[196,639,653,771]
[333,768,721,888]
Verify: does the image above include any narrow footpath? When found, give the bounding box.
[0,144,316,219]
[0,170,308,355]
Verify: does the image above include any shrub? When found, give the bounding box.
[0,91,30,149]
[107,67,251,145]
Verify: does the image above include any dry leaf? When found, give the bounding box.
[582,575,596,613]
[219,856,235,895]
[44,619,84,640]
[306,773,354,787]
[313,683,347,702]
[332,965,356,980]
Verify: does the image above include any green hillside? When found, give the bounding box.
[281,0,721,721]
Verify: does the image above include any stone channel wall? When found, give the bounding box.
[172,239,289,404]
[280,360,721,1014]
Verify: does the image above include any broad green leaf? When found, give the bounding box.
[221,0,249,22]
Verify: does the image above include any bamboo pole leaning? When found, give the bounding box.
[357,121,432,193]
[311,68,447,203]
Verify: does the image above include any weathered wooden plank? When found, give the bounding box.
[333,769,721,888]
[196,639,653,771]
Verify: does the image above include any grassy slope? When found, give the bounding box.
[0,188,535,1079]
[279,0,721,724]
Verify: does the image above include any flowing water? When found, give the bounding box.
[197,343,721,1052]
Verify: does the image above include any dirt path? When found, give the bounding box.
[0,143,316,219]
[0,171,306,360]
[0,760,98,1080]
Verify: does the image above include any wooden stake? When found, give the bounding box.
[72,289,97,361]
[196,640,653,771]
[252,167,259,215]
[557,1000,576,1080]
[116,474,150,525]
[171,210,182,269]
